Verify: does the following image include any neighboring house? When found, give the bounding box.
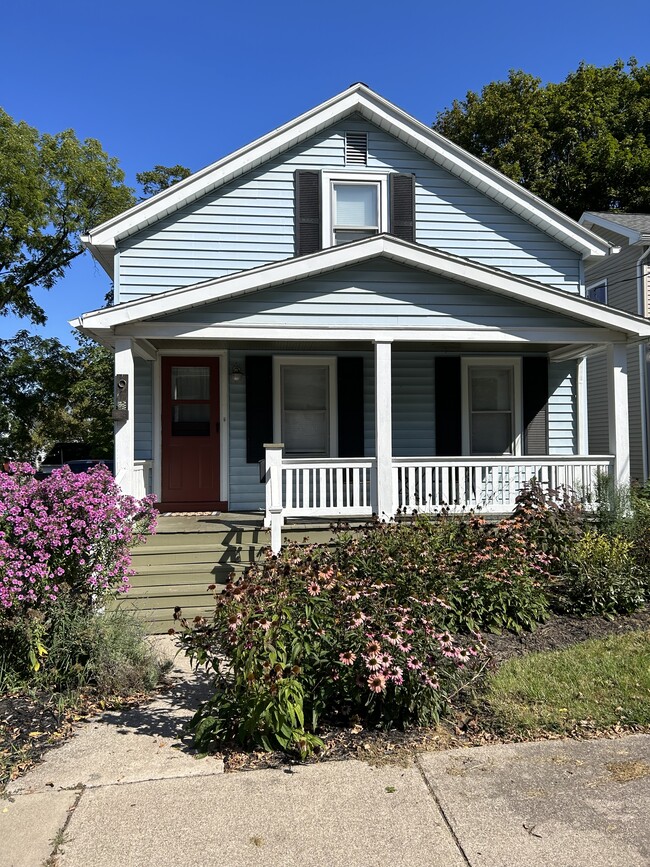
[579,213,650,484]
[72,84,650,547]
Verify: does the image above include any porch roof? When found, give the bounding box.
[72,235,650,348]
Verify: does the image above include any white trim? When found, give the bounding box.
[73,236,650,339]
[156,348,229,504]
[82,85,610,264]
[272,356,337,458]
[576,356,589,455]
[322,171,389,248]
[152,356,162,501]
[461,357,523,456]
[114,324,625,346]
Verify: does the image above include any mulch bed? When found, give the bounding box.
[3,608,650,784]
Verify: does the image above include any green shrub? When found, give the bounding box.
[1,603,167,697]
[177,542,487,758]
[335,513,552,634]
[563,530,645,616]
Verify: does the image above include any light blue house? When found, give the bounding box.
[73,84,650,547]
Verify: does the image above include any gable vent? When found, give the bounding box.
[345,131,368,165]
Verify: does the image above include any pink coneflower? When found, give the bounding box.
[379,652,393,668]
[365,655,382,672]
[438,631,454,648]
[307,581,321,596]
[456,647,471,663]
[227,613,242,631]
[407,656,422,671]
[366,640,381,656]
[384,631,402,646]
[339,650,357,666]
[390,666,404,685]
[367,673,386,693]
[258,617,271,631]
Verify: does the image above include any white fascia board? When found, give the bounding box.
[75,235,650,339]
[579,212,642,245]
[84,84,609,260]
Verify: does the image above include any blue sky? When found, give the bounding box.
[2,0,648,346]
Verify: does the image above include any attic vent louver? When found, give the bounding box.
[345,132,368,165]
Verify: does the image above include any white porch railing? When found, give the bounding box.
[264,445,614,552]
[393,456,613,514]
[133,460,153,499]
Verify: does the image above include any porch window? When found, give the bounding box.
[462,358,522,455]
[273,358,337,457]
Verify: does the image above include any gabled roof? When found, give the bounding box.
[580,212,650,245]
[83,83,610,274]
[72,234,650,340]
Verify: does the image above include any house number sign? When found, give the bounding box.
[112,374,129,421]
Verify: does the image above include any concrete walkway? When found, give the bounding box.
[2,643,650,867]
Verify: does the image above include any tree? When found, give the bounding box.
[433,60,650,220]
[0,109,134,324]
[136,164,191,198]
[0,331,80,461]
[0,331,114,463]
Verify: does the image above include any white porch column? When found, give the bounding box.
[607,343,630,489]
[114,337,135,495]
[374,341,393,519]
[576,356,589,455]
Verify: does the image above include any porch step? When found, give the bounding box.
[123,516,363,634]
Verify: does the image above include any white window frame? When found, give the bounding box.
[461,357,523,456]
[273,356,338,457]
[322,171,389,249]
[586,279,608,305]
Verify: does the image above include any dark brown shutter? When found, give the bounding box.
[390,173,416,243]
[245,356,274,463]
[337,357,364,457]
[295,170,321,256]
[523,357,549,455]
[435,357,461,455]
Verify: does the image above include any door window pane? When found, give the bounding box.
[172,366,209,400]
[172,404,210,436]
[281,365,329,457]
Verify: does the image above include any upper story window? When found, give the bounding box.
[294,170,415,256]
[322,172,389,249]
[586,279,607,304]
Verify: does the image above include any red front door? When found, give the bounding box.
[161,357,224,511]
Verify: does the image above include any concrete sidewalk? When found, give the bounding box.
[2,643,650,867]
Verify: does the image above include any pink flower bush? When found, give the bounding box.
[0,463,157,614]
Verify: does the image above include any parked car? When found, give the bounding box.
[36,443,114,479]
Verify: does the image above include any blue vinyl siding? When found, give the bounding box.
[548,361,576,455]
[117,116,580,303]
[155,261,584,331]
[134,357,153,460]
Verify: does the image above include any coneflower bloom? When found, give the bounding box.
[307,581,321,596]
[365,655,382,672]
[367,673,386,693]
[366,640,381,656]
[339,650,356,666]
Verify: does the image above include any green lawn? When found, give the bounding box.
[485,630,650,734]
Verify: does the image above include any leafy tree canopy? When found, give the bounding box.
[0,109,134,324]
[0,331,113,463]
[434,59,650,220]
[135,163,191,198]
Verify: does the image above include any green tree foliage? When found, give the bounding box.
[0,331,113,462]
[434,59,650,219]
[0,109,134,324]
[135,163,191,198]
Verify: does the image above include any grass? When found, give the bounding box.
[485,629,650,734]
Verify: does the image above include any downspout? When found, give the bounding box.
[637,244,650,481]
